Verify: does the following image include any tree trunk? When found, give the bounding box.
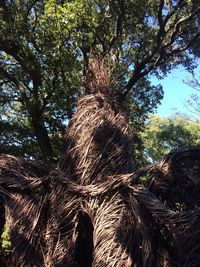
[32,118,54,160]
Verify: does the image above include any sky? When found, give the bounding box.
[151,67,199,119]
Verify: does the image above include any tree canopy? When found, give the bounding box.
[141,114,200,162]
[1,0,200,160]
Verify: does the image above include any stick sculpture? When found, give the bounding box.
[0,58,200,267]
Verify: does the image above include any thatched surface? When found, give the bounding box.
[147,147,200,210]
[0,155,51,266]
[59,93,135,184]
[1,149,200,266]
[145,147,200,266]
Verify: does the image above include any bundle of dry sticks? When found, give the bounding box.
[0,59,200,266]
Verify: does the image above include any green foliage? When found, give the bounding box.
[141,114,200,162]
[1,224,11,253]
[0,0,200,159]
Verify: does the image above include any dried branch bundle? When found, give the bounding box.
[0,91,200,267]
[59,93,135,185]
[84,56,113,95]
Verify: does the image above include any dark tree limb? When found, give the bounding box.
[118,1,200,101]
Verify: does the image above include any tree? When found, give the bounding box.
[184,69,200,118]
[186,93,200,118]
[141,114,200,162]
[1,1,200,265]
[1,0,200,160]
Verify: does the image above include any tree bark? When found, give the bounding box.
[31,118,54,161]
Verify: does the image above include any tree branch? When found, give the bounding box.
[0,80,10,87]
[0,0,9,21]
[27,0,40,14]
[118,1,200,101]
[105,1,124,55]
[171,31,200,54]
[163,0,185,26]
[156,0,165,45]
[106,15,121,54]
[0,66,29,107]
[165,7,200,49]
[0,38,42,97]
[0,96,20,106]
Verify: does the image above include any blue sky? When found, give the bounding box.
[151,68,199,119]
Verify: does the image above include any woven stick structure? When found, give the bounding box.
[0,60,200,266]
[1,147,200,266]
